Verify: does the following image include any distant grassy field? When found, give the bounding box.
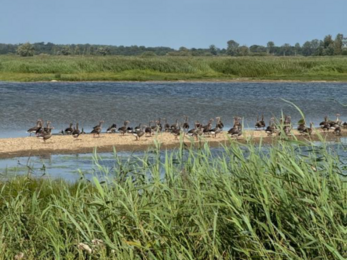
[1,55,347,82]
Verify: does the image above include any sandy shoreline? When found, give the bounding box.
[0,129,345,158]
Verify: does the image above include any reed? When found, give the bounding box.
[0,139,344,259]
[1,55,347,82]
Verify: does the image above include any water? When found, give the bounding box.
[1,81,346,180]
[0,138,346,181]
[1,81,347,138]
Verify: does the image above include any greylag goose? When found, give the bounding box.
[37,131,52,143]
[133,124,145,141]
[265,117,275,136]
[91,121,104,137]
[72,123,81,139]
[255,115,266,130]
[145,121,153,136]
[106,124,117,133]
[171,125,183,140]
[163,118,170,132]
[334,123,342,136]
[216,117,224,129]
[27,119,43,136]
[64,123,74,135]
[118,121,129,135]
[183,116,189,132]
[303,122,313,136]
[203,119,214,134]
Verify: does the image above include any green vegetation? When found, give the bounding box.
[1,55,347,82]
[1,33,347,57]
[0,140,344,259]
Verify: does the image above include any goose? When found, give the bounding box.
[145,121,153,136]
[151,120,160,133]
[157,118,163,132]
[171,125,183,140]
[93,120,104,129]
[134,123,142,132]
[37,131,52,143]
[303,122,314,136]
[27,119,43,136]
[188,122,199,136]
[203,119,214,134]
[133,124,145,141]
[183,116,189,132]
[127,126,134,133]
[329,114,341,128]
[44,121,54,133]
[265,117,276,136]
[334,124,342,136]
[91,121,104,137]
[228,125,242,138]
[106,124,117,133]
[171,119,179,131]
[37,123,53,143]
[255,115,266,130]
[320,116,329,128]
[297,119,306,134]
[64,123,74,135]
[216,117,224,129]
[320,117,330,131]
[164,118,170,132]
[118,121,129,135]
[72,123,81,139]
[210,126,222,138]
[209,118,223,137]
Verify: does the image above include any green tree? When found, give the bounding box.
[334,34,343,55]
[323,35,334,48]
[267,41,275,54]
[61,46,71,55]
[281,44,292,56]
[302,41,312,56]
[294,43,301,56]
[227,40,239,56]
[209,45,218,55]
[237,45,249,56]
[17,42,34,57]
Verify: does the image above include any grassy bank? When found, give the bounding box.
[1,55,347,82]
[0,141,344,259]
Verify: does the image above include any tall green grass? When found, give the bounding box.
[1,55,347,81]
[0,140,344,259]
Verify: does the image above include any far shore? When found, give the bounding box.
[1,55,347,83]
[2,78,347,84]
[0,129,345,159]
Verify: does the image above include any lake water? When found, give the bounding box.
[0,138,346,181]
[0,81,346,180]
[1,81,347,138]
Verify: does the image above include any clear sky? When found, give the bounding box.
[1,0,346,49]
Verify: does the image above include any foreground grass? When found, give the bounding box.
[1,55,347,82]
[0,140,344,259]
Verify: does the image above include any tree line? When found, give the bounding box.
[1,33,346,57]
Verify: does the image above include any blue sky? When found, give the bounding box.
[1,0,346,49]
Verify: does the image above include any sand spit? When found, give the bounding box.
[0,129,345,158]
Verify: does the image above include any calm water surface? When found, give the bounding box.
[1,81,346,180]
[1,81,347,138]
[0,139,346,181]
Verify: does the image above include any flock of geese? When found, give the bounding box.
[27,114,347,143]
